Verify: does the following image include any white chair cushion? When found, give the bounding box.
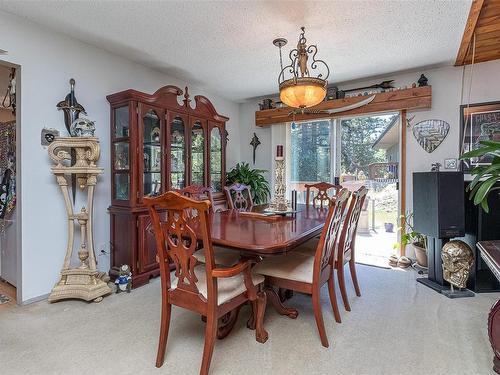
[253,253,315,284]
[193,246,241,266]
[171,265,264,305]
[294,238,319,257]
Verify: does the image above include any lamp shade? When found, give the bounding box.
[279,77,327,109]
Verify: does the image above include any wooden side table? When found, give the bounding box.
[47,137,111,302]
[478,241,500,374]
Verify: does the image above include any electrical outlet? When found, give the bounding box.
[98,242,110,256]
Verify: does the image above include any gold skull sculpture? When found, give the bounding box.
[441,240,474,289]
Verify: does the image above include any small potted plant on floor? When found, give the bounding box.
[226,162,271,204]
[400,213,427,267]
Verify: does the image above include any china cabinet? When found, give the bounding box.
[107,85,228,287]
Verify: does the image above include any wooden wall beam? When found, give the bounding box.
[255,86,431,127]
[455,0,485,66]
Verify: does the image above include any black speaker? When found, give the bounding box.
[413,172,465,239]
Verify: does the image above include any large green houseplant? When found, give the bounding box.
[460,140,500,213]
[226,162,271,204]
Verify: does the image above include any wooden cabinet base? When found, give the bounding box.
[489,299,500,374]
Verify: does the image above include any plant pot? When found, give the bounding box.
[384,222,394,233]
[413,244,427,268]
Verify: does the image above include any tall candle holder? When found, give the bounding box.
[269,145,291,212]
[47,137,111,302]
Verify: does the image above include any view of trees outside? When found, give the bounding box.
[340,114,396,179]
[290,115,396,182]
[290,120,331,182]
[289,114,400,266]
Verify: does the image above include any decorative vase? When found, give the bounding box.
[413,244,428,268]
[384,222,394,233]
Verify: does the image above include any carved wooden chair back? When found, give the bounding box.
[175,185,215,213]
[305,182,343,208]
[313,188,350,277]
[145,191,216,302]
[337,186,368,264]
[145,191,268,373]
[224,183,253,211]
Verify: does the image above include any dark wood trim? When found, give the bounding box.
[255,86,432,127]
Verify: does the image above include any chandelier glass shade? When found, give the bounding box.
[279,77,326,109]
[275,27,330,109]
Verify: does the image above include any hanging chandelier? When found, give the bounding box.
[274,27,330,109]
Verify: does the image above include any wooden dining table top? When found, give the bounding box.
[210,204,328,256]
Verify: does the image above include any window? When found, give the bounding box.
[289,120,332,201]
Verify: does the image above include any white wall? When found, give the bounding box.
[0,11,240,303]
[238,60,500,255]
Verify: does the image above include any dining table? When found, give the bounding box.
[207,203,329,338]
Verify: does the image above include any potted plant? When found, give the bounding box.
[226,162,271,205]
[400,213,427,267]
[460,140,500,213]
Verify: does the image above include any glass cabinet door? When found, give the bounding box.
[142,109,162,197]
[113,105,130,201]
[190,120,205,186]
[210,126,223,191]
[170,115,186,189]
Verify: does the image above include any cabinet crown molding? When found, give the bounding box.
[106,85,229,122]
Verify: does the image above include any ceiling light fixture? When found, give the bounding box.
[274,27,330,109]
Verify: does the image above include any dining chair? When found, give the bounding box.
[174,185,240,267]
[335,186,368,312]
[305,182,342,208]
[224,183,253,211]
[145,191,268,375]
[253,188,350,348]
[175,184,215,211]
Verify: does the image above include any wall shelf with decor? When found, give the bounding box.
[107,85,229,288]
[255,86,432,127]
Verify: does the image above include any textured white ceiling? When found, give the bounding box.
[0,0,471,102]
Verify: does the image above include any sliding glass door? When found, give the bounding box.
[339,114,399,266]
[288,113,400,266]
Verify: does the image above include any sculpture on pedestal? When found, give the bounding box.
[441,240,474,298]
[47,137,111,302]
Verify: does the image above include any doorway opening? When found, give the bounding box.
[288,112,401,268]
[338,113,400,267]
[0,61,18,307]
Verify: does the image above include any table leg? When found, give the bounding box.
[265,287,298,319]
[217,306,242,339]
[247,301,256,330]
[488,299,500,374]
[278,288,294,302]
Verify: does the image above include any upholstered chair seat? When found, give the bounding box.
[171,264,264,305]
[295,238,320,257]
[254,189,351,348]
[253,253,315,284]
[194,247,241,267]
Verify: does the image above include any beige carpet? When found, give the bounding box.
[0,265,497,375]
